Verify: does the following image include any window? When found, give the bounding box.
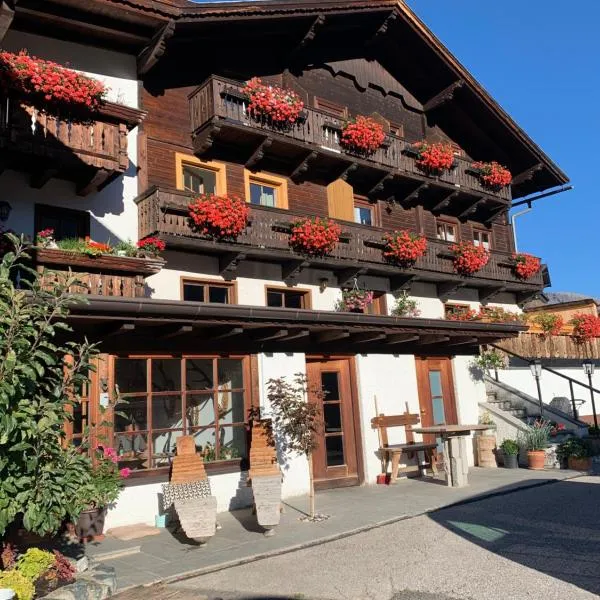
[364,292,387,316]
[314,97,347,119]
[444,303,476,320]
[353,197,379,227]
[182,279,235,304]
[113,356,250,472]
[244,171,288,209]
[389,121,404,138]
[65,380,90,448]
[266,287,310,309]
[175,153,226,195]
[436,220,457,243]
[35,204,89,241]
[473,229,491,250]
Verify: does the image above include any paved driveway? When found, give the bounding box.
[116,476,600,600]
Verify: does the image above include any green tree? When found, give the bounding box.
[0,235,96,536]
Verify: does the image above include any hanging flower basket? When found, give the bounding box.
[445,305,480,321]
[471,161,512,189]
[450,242,490,275]
[188,193,249,240]
[412,141,455,174]
[339,116,386,156]
[0,50,106,114]
[382,230,427,267]
[289,217,341,257]
[570,313,600,343]
[242,77,304,126]
[337,288,374,313]
[513,253,541,280]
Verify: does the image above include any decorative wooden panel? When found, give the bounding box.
[327,179,354,222]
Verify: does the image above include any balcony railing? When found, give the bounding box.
[136,187,541,297]
[189,76,511,204]
[497,332,600,360]
[0,94,145,194]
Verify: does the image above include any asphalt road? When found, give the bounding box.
[119,476,600,600]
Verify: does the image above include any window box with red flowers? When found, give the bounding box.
[471,161,512,189]
[339,116,386,157]
[0,50,106,116]
[336,288,374,313]
[450,242,490,275]
[513,253,541,280]
[528,312,564,337]
[288,217,341,257]
[137,236,166,258]
[445,305,480,322]
[409,141,455,174]
[242,77,304,128]
[382,230,427,267]
[479,306,526,324]
[570,313,600,343]
[188,193,249,241]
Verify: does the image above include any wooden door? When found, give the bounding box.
[306,358,360,489]
[415,357,458,457]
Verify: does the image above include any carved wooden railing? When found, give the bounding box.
[497,332,600,360]
[34,249,164,298]
[189,76,511,202]
[137,188,540,289]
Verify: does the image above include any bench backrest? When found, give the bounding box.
[371,404,421,446]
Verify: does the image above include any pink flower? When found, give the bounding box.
[119,468,132,478]
[103,447,118,463]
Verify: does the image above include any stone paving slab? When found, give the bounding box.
[92,468,582,595]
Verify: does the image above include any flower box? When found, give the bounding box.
[188,193,249,240]
[242,77,304,126]
[339,116,386,156]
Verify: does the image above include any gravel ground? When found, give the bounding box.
[168,476,600,600]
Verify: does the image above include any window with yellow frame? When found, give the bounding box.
[244,170,288,209]
[175,153,227,195]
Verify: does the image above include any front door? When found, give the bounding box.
[415,357,458,459]
[306,358,360,489]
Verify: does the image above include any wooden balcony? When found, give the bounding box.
[497,333,600,360]
[136,187,543,303]
[34,249,164,298]
[0,94,145,195]
[189,76,511,221]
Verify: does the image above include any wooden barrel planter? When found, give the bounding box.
[476,434,497,468]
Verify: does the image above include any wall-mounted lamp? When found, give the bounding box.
[0,201,12,222]
[319,277,329,293]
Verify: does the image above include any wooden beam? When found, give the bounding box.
[511,163,543,186]
[282,259,309,285]
[517,291,540,306]
[104,323,135,338]
[431,191,459,215]
[0,0,17,43]
[137,20,175,76]
[338,162,357,182]
[446,337,478,347]
[219,252,246,280]
[385,334,420,346]
[315,330,350,343]
[367,172,394,200]
[245,137,272,170]
[290,151,318,183]
[251,328,289,342]
[30,167,58,190]
[193,117,222,154]
[418,335,451,346]
[484,206,508,225]
[282,329,310,342]
[351,332,386,344]
[337,266,366,288]
[76,169,112,196]
[458,197,486,221]
[366,10,397,50]
[203,326,243,341]
[403,182,430,204]
[390,275,416,294]
[424,80,465,112]
[479,286,506,305]
[289,14,326,62]
[438,281,465,302]
[158,325,193,339]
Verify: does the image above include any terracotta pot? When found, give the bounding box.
[527,450,546,470]
[503,454,519,469]
[568,456,592,471]
[76,506,107,541]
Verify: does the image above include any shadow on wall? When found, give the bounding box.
[428,478,600,596]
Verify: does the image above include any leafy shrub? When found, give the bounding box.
[391,292,421,318]
[557,438,590,460]
[0,570,35,600]
[500,439,519,455]
[52,550,76,583]
[473,349,505,372]
[1,542,17,569]
[519,420,552,451]
[530,312,563,336]
[17,548,56,582]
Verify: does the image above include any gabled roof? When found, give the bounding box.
[9,0,567,196]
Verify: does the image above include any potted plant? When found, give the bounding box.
[450,242,490,275]
[529,312,564,337]
[336,288,374,313]
[446,305,480,321]
[339,116,386,156]
[473,349,506,374]
[391,292,421,318]
[75,446,131,541]
[411,141,455,174]
[471,161,512,189]
[557,438,592,471]
[382,230,427,267]
[136,236,166,258]
[500,439,519,469]
[289,217,341,257]
[242,77,304,126]
[513,253,541,280]
[570,313,600,343]
[519,420,552,470]
[188,193,249,241]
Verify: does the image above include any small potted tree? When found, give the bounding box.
[519,420,552,470]
[557,438,592,471]
[500,439,519,469]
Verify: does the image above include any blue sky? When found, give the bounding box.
[406,1,599,297]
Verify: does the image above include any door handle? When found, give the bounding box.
[420,409,426,415]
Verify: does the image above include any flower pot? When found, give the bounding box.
[527,450,546,470]
[76,506,107,541]
[503,454,519,469]
[568,456,592,471]
[476,434,497,468]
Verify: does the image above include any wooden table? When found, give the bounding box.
[412,425,490,488]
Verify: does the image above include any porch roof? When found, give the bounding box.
[66,296,525,355]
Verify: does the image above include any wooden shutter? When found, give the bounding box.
[327,179,354,222]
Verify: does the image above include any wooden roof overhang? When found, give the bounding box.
[65,296,526,355]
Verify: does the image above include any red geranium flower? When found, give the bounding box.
[472,161,512,188]
[513,253,541,280]
[242,77,304,125]
[340,116,386,156]
[450,242,490,275]
[382,230,427,267]
[413,141,455,173]
[137,236,166,255]
[289,217,341,257]
[188,194,249,240]
[570,313,600,343]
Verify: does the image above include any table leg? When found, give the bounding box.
[390,452,401,484]
[449,436,467,488]
[442,438,452,486]
[460,436,469,480]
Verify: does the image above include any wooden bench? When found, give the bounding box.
[371,407,438,483]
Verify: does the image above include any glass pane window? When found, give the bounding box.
[354,206,373,226]
[113,356,249,473]
[325,436,345,467]
[437,222,456,243]
[183,165,217,195]
[473,230,491,250]
[182,283,205,302]
[266,289,307,309]
[182,281,232,304]
[250,182,277,207]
